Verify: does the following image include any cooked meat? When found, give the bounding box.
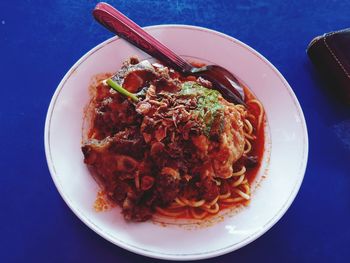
[140,175,155,191]
[92,90,141,139]
[110,179,129,204]
[122,188,153,221]
[112,59,156,93]
[198,177,219,201]
[209,111,225,141]
[108,127,146,159]
[156,167,180,205]
[83,127,146,160]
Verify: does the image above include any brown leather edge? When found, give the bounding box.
[307,30,350,103]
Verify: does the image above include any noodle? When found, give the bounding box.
[232,166,246,176]
[232,175,245,187]
[219,191,231,200]
[155,206,187,217]
[244,139,252,154]
[247,99,264,130]
[203,203,220,214]
[190,208,208,219]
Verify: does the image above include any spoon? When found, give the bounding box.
[92,2,245,105]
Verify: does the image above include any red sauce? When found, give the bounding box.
[245,117,265,184]
[245,89,265,184]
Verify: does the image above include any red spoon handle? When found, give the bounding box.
[93,2,193,72]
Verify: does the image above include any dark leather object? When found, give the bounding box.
[307,28,350,103]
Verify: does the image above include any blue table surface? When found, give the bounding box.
[1,0,350,262]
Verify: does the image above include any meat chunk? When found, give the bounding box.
[108,127,146,159]
[197,177,219,201]
[153,63,181,93]
[81,128,144,182]
[156,167,180,205]
[92,91,140,139]
[110,179,129,204]
[209,111,225,141]
[82,137,112,165]
[112,59,156,93]
[122,189,153,221]
[141,176,155,191]
[211,107,245,179]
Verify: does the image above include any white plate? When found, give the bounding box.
[45,25,308,260]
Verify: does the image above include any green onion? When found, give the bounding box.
[106,79,139,102]
[180,82,224,136]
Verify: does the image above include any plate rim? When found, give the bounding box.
[44,24,309,261]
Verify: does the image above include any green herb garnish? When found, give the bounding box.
[106,79,139,102]
[181,82,224,136]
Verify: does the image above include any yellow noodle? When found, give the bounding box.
[232,174,245,187]
[219,191,231,199]
[203,203,220,214]
[168,202,185,209]
[243,132,256,140]
[244,119,254,134]
[187,199,206,208]
[174,197,187,206]
[242,183,251,195]
[234,188,250,200]
[156,207,186,217]
[232,166,246,176]
[221,197,245,203]
[189,208,208,219]
[244,139,252,154]
[247,99,264,130]
[177,197,206,207]
[207,196,219,207]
